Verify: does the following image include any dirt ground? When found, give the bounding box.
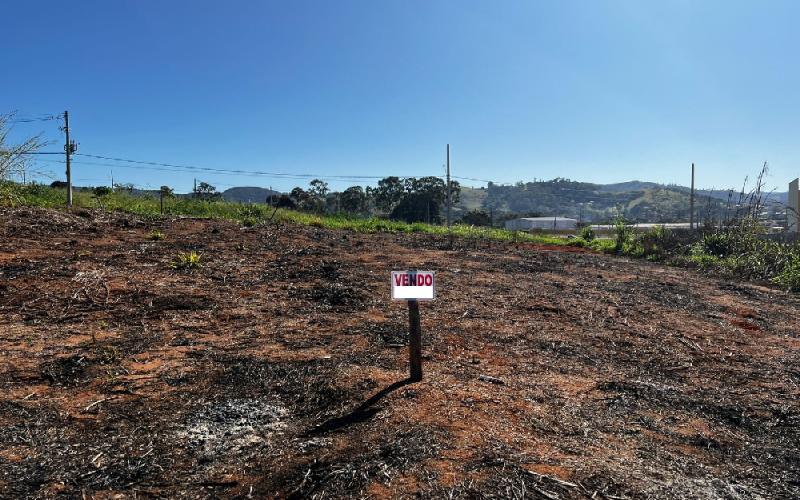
[0,207,798,499]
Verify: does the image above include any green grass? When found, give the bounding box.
[0,181,580,247]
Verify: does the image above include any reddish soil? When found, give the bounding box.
[1,207,798,499]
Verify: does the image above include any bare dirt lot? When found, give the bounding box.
[1,207,798,499]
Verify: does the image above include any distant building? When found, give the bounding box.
[789,179,799,232]
[590,222,692,231]
[505,217,577,231]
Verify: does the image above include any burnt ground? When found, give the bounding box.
[0,207,798,499]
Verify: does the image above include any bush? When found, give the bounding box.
[635,225,672,260]
[580,225,596,242]
[699,231,739,258]
[772,256,800,291]
[613,216,635,254]
[0,182,21,207]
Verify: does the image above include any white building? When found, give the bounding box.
[505,217,577,231]
[789,178,799,232]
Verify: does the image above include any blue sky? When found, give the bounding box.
[2,0,798,193]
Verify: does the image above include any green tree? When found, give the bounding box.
[373,176,405,212]
[308,179,329,198]
[340,186,367,213]
[304,180,328,213]
[403,176,460,205]
[461,209,491,226]
[195,182,219,200]
[391,192,440,224]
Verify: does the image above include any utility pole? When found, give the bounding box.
[690,163,695,230]
[63,110,73,207]
[446,144,451,229]
[110,170,114,190]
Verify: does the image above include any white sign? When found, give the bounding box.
[391,271,436,301]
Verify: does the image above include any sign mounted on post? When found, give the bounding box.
[391,271,435,301]
[392,270,435,382]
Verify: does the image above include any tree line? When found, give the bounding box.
[270,176,461,224]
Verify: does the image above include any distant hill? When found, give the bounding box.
[454,179,787,224]
[596,181,665,193]
[221,186,280,203]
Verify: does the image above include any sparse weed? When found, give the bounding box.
[172,251,202,270]
[149,230,165,241]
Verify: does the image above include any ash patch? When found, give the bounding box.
[272,427,445,498]
[295,282,370,311]
[178,399,287,460]
[215,356,356,419]
[355,321,408,346]
[40,355,91,386]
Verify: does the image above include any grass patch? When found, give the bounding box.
[0,181,576,246]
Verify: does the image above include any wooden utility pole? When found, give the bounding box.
[407,299,422,381]
[64,110,73,207]
[690,163,695,230]
[446,144,451,228]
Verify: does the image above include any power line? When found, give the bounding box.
[29,151,500,185]
[71,153,455,183]
[74,153,402,181]
[6,113,62,124]
[452,175,494,183]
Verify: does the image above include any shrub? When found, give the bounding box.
[613,216,635,254]
[635,225,672,260]
[0,182,22,207]
[772,256,800,291]
[149,230,165,241]
[699,231,738,258]
[580,225,596,242]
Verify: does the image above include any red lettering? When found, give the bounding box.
[425,274,433,286]
[402,274,409,286]
[394,274,402,286]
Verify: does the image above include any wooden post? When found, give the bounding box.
[160,190,164,215]
[407,299,422,381]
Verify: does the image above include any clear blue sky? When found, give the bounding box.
[2,0,798,193]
